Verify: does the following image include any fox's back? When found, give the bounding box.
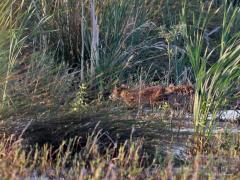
[110,85,166,107]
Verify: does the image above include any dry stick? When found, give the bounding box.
[19,119,33,139]
[81,0,85,82]
[137,71,143,117]
[90,0,99,77]
[41,0,47,51]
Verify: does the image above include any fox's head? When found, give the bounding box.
[109,84,129,101]
[165,84,177,93]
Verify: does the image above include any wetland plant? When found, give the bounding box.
[181,0,240,148]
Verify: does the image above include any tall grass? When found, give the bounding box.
[0,0,187,101]
[1,1,238,118]
[181,0,240,147]
[0,0,33,111]
[0,1,75,116]
[31,0,169,93]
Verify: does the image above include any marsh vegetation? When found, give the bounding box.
[0,0,239,179]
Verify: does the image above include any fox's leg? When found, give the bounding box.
[123,99,134,109]
[149,98,154,112]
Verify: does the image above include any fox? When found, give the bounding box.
[109,84,136,107]
[109,83,195,112]
[109,84,166,107]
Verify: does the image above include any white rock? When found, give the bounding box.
[217,110,240,121]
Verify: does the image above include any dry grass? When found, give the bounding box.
[0,130,239,179]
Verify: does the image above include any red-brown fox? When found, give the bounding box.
[109,84,166,107]
[109,84,194,112]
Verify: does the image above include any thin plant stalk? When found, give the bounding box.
[81,0,85,82]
